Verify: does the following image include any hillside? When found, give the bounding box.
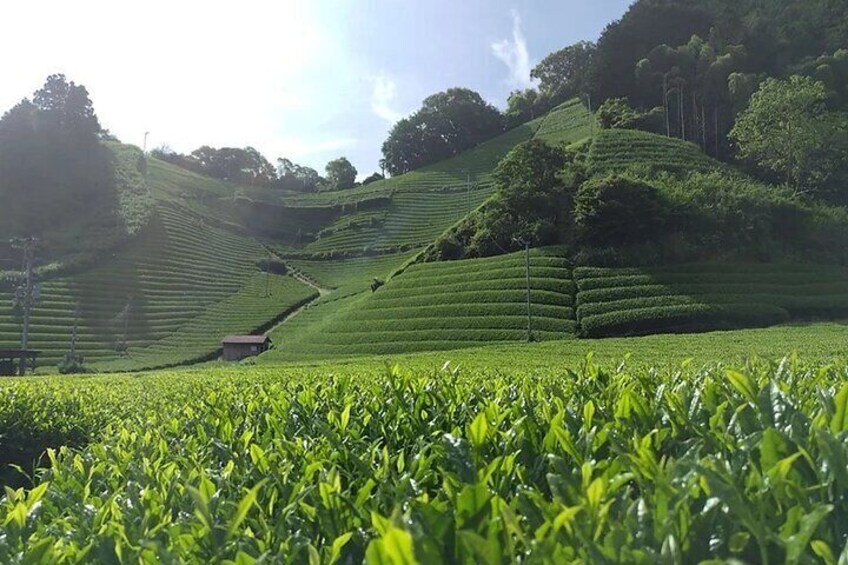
[0,149,319,372]
[1,97,847,371]
[0,101,594,372]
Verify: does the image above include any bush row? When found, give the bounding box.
[580,303,790,337]
[323,315,574,334]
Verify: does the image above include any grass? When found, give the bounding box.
[2,325,848,561]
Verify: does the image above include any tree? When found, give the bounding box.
[32,74,101,143]
[531,42,596,104]
[471,139,571,255]
[505,89,552,127]
[730,76,847,194]
[574,175,666,247]
[324,157,357,191]
[361,172,384,185]
[186,146,276,186]
[381,88,504,175]
[276,158,324,192]
[0,75,111,249]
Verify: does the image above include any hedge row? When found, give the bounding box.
[580,303,790,337]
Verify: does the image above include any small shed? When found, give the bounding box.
[0,349,41,376]
[221,335,271,362]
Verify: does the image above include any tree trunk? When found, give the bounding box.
[663,75,670,137]
[714,105,719,157]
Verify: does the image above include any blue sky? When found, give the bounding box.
[0,0,632,179]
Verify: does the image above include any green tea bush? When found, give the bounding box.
[4,358,848,562]
[580,303,790,336]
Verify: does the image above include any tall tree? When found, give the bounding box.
[325,157,357,191]
[381,88,503,176]
[530,41,596,105]
[730,76,848,195]
[275,158,324,192]
[0,75,111,252]
[185,146,276,186]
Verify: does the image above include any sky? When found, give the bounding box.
[0,0,632,179]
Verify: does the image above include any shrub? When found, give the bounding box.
[574,175,666,246]
[57,352,91,375]
[256,258,287,275]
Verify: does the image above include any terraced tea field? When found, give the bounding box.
[266,248,577,360]
[266,99,595,256]
[574,263,848,337]
[587,128,717,175]
[0,202,316,372]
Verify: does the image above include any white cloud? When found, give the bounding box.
[371,75,405,124]
[491,10,538,91]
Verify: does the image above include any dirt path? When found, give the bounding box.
[262,261,334,337]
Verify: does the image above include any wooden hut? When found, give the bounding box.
[0,349,41,376]
[221,335,271,361]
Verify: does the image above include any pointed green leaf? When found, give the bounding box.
[467,412,489,448]
[830,383,848,434]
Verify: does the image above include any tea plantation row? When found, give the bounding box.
[3,351,848,562]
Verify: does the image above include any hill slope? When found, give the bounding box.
[2,97,847,371]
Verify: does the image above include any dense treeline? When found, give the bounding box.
[380,88,505,176]
[151,146,367,192]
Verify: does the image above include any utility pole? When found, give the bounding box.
[70,304,80,361]
[265,250,272,297]
[11,237,39,375]
[143,131,150,153]
[466,171,472,209]
[584,92,594,136]
[513,236,533,342]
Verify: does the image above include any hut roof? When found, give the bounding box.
[221,335,270,345]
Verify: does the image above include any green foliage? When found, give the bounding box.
[361,172,385,185]
[380,88,504,175]
[530,41,596,104]
[5,354,848,561]
[56,352,89,375]
[423,138,577,261]
[274,158,325,192]
[596,98,664,134]
[731,75,848,196]
[324,157,357,191]
[485,139,570,242]
[574,175,666,247]
[0,75,115,264]
[160,146,278,187]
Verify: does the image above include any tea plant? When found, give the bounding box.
[3,356,848,562]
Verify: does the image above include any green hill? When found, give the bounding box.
[264,248,576,361]
[1,97,847,371]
